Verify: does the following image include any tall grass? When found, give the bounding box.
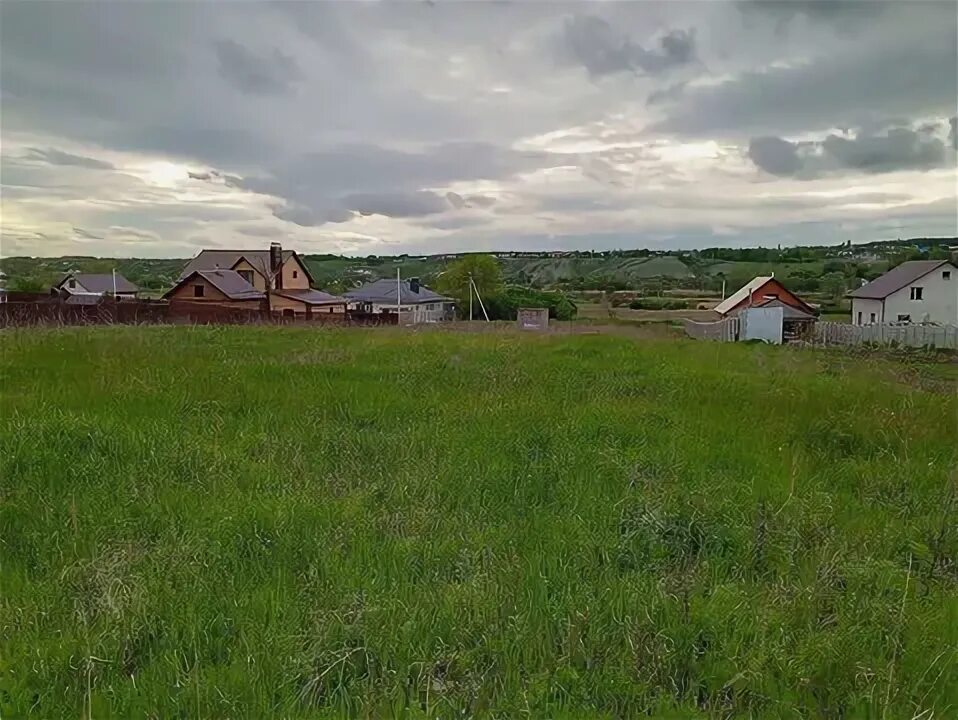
[1,326,955,718]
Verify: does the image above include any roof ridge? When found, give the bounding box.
[849,259,952,299]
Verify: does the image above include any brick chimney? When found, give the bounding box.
[270,243,283,290]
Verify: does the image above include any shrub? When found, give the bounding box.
[484,286,577,320]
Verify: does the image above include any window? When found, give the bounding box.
[897,314,911,323]
[869,312,876,323]
[857,311,862,324]
[237,270,254,285]
[193,285,204,298]
[293,270,298,279]
[910,286,923,300]
[944,271,951,280]
[282,308,294,318]
[68,279,76,289]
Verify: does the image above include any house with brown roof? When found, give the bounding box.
[848,260,957,326]
[167,243,347,315]
[163,269,265,308]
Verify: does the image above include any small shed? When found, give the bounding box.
[517,307,549,331]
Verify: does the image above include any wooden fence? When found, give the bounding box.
[684,316,740,342]
[0,299,398,328]
[812,322,958,349]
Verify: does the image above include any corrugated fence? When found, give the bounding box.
[684,316,740,342]
[813,322,958,349]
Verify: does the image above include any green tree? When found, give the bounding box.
[820,271,847,300]
[436,254,503,318]
[9,276,47,292]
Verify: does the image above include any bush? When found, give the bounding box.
[484,286,577,321]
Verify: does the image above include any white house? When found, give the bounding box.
[848,260,957,326]
[343,277,455,323]
[54,272,139,299]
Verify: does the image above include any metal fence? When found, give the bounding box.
[813,322,958,349]
[684,316,740,342]
[0,299,398,328]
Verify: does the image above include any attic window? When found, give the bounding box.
[194,285,204,298]
[237,270,254,285]
[910,286,923,301]
[944,271,952,280]
[68,279,76,289]
[293,270,298,279]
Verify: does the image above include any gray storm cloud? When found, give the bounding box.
[25,148,114,170]
[748,124,952,177]
[561,15,696,78]
[0,0,955,255]
[214,40,303,96]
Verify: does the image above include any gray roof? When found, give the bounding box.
[178,249,299,281]
[165,270,265,300]
[755,297,816,321]
[848,260,953,299]
[59,273,138,294]
[63,294,103,305]
[198,270,265,300]
[273,288,346,305]
[343,278,452,305]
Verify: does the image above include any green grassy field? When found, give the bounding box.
[2,327,956,718]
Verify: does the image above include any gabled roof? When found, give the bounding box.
[847,260,954,299]
[713,276,773,315]
[178,249,313,285]
[273,288,347,306]
[755,297,816,321]
[57,272,138,294]
[343,278,452,305]
[714,275,815,316]
[164,270,265,301]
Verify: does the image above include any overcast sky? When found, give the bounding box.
[1,0,956,258]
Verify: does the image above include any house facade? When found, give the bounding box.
[164,269,265,308]
[54,272,139,299]
[848,260,957,325]
[175,244,346,314]
[344,277,454,323]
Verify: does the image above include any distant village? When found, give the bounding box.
[1,243,457,326]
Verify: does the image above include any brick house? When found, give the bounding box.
[167,244,347,315]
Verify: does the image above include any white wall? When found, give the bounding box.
[851,297,884,325]
[367,301,454,322]
[882,266,957,325]
[741,306,783,343]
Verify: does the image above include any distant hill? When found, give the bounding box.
[2,237,953,293]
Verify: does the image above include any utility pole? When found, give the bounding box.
[468,272,473,321]
[470,275,490,322]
